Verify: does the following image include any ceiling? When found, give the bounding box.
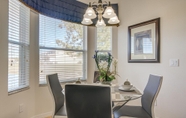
[77,0,119,4]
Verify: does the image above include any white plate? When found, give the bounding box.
[118,86,135,92]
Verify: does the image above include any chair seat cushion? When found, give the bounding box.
[56,105,66,116]
[113,105,151,118]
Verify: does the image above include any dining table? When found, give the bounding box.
[63,81,142,110]
[111,85,142,102]
[110,84,142,109]
[64,82,142,108]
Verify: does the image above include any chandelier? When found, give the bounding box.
[81,0,120,27]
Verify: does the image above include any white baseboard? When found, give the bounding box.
[30,112,159,118]
[31,111,52,118]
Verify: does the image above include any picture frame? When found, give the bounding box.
[128,18,160,63]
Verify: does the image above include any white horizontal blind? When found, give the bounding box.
[8,0,30,92]
[39,14,85,84]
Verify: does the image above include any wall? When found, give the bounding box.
[0,0,36,118]
[117,0,186,118]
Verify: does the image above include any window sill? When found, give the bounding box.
[8,86,30,95]
[39,79,87,87]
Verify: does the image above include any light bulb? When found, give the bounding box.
[81,18,93,25]
[103,6,116,18]
[88,13,92,16]
[96,18,106,27]
[111,19,116,22]
[106,9,112,15]
[108,16,120,24]
[85,18,90,22]
[107,12,112,15]
[84,7,96,19]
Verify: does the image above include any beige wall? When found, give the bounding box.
[0,0,36,118]
[2,0,186,117]
[117,0,186,118]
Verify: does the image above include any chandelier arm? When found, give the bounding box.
[103,1,108,5]
[92,1,98,5]
[82,0,119,27]
[92,6,99,14]
[92,6,97,9]
[103,6,108,9]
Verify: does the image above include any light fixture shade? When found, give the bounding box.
[103,6,116,18]
[96,18,106,27]
[108,16,120,24]
[84,7,97,19]
[81,18,93,25]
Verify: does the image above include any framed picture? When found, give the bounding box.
[128,18,160,63]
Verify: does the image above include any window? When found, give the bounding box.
[96,27,112,59]
[39,15,87,84]
[96,27,112,51]
[8,0,30,93]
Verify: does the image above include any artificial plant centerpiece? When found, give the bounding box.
[93,50,118,83]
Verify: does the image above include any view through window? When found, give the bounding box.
[96,27,112,62]
[39,15,86,84]
[97,27,112,51]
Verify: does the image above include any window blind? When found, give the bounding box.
[39,14,86,84]
[8,0,30,93]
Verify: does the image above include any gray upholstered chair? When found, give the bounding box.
[46,74,66,118]
[113,74,163,118]
[93,71,115,107]
[93,71,100,83]
[65,84,112,118]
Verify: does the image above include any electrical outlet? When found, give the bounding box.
[19,104,24,113]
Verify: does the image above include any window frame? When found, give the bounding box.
[39,15,87,85]
[8,0,30,94]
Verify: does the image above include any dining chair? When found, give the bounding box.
[93,71,100,83]
[65,84,112,118]
[94,71,115,107]
[113,74,163,118]
[46,73,66,118]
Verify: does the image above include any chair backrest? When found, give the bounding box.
[93,71,100,83]
[141,74,163,117]
[65,84,112,118]
[46,73,64,115]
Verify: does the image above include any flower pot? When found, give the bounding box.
[101,81,112,86]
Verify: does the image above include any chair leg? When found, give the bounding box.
[113,101,130,118]
[113,101,129,111]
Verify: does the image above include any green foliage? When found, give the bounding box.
[56,21,83,50]
[93,51,118,82]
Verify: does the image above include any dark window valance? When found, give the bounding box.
[19,0,118,26]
